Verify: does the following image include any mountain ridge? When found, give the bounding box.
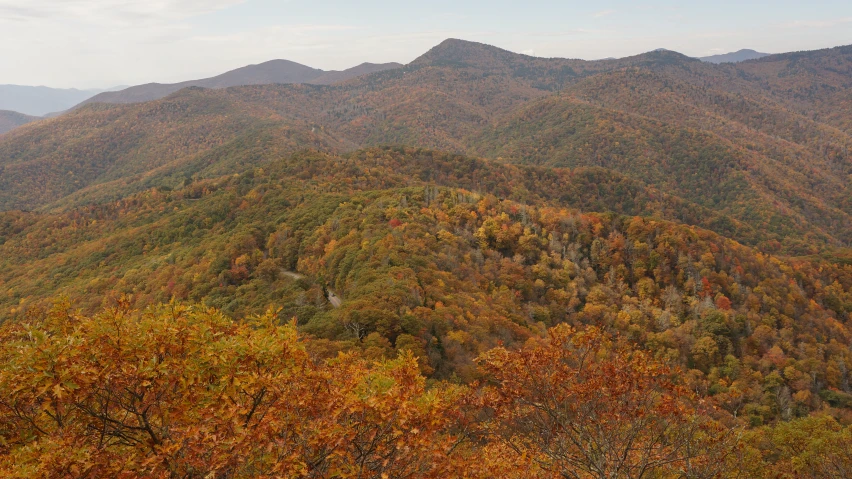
[80,60,403,107]
[0,38,850,257]
[700,49,770,64]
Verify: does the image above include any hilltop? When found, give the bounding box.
[1,146,849,418]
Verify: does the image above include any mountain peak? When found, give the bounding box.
[621,48,698,67]
[411,38,522,68]
[699,49,770,64]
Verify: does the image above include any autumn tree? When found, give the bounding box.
[476,324,737,479]
[0,299,466,478]
[757,415,852,478]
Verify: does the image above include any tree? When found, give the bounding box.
[0,299,465,478]
[760,415,852,479]
[476,324,736,479]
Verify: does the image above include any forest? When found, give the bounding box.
[0,39,851,477]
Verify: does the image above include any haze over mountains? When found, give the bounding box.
[0,60,401,126]
[0,84,119,117]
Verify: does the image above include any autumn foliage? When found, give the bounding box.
[0,300,463,478]
[2,297,852,477]
[0,38,851,478]
[476,325,734,478]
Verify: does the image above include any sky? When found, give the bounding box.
[1,0,851,89]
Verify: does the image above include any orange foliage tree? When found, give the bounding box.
[475,325,736,479]
[0,299,465,478]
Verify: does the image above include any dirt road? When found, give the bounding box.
[282,270,342,308]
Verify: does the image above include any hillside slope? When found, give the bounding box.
[0,147,849,422]
[0,110,37,135]
[473,69,852,253]
[0,39,850,257]
[731,45,852,132]
[1,39,852,465]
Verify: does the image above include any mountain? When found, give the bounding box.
[0,42,708,212]
[700,48,771,63]
[0,84,118,116]
[3,39,849,255]
[80,60,403,107]
[730,44,852,131]
[0,36,851,390]
[0,110,37,135]
[473,66,852,253]
[1,38,852,475]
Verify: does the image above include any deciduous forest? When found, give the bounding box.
[1,39,851,477]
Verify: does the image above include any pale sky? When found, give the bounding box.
[2,0,851,89]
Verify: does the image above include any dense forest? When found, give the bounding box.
[1,39,852,476]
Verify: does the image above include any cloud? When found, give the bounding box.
[593,9,616,18]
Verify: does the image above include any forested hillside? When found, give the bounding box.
[1,39,852,476]
[0,110,37,135]
[1,40,850,254]
[1,147,850,412]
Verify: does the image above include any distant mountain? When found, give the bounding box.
[1,38,850,255]
[0,85,118,116]
[699,49,770,64]
[0,110,37,135]
[81,60,403,107]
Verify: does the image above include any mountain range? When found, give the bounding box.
[0,47,780,132]
[78,60,403,107]
[0,39,851,471]
[2,40,850,253]
[699,48,771,63]
[0,59,403,134]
